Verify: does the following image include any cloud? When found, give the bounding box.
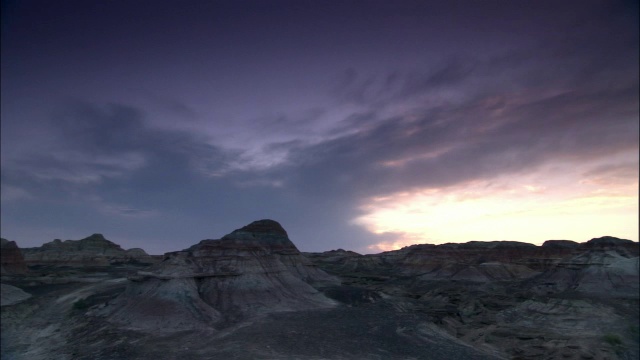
[11,151,146,184]
[1,0,637,252]
[87,195,160,218]
[1,101,234,186]
[581,162,640,187]
[332,60,479,108]
[356,169,638,250]
[0,184,32,202]
[275,77,638,201]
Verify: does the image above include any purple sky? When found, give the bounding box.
[1,0,638,254]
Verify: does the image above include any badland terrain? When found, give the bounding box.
[1,220,638,359]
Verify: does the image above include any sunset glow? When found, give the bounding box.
[1,1,637,254]
[357,155,639,252]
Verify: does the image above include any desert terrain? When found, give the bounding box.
[2,220,638,359]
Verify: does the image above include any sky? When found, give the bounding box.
[1,0,638,254]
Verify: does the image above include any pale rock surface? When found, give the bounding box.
[0,283,31,306]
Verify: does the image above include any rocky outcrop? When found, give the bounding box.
[121,248,156,265]
[1,238,28,275]
[307,236,639,360]
[22,234,157,267]
[574,256,639,297]
[1,228,637,360]
[541,240,580,249]
[310,237,639,285]
[0,283,31,306]
[531,239,640,297]
[101,220,339,331]
[309,241,552,281]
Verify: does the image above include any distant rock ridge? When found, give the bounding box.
[40,233,122,252]
[22,234,156,267]
[101,220,339,332]
[306,236,639,360]
[582,235,638,249]
[541,240,580,249]
[1,238,28,275]
[437,240,537,249]
[307,236,639,296]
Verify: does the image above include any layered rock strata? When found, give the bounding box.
[309,237,639,286]
[102,220,338,331]
[307,236,639,360]
[22,234,156,267]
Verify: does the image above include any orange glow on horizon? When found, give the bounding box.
[355,159,639,252]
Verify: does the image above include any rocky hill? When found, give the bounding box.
[21,234,157,267]
[0,238,28,275]
[100,220,339,331]
[1,225,638,360]
[306,236,640,359]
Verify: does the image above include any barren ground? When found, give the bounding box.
[1,267,501,360]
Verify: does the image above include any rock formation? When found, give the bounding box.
[307,236,640,360]
[0,238,28,275]
[101,220,339,331]
[21,234,156,267]
[530,237,640,297]
[2,226,638,360]
[0,283,31,306]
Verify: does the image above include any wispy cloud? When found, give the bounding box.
[0,184,33,202]
[1,0,637,253]
[90,197,160,218]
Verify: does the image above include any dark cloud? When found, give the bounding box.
[287,0,639,205]
[399,58,480,97]
[1,101,233,199]
[0,100,379,252]
[272,76,638,201]
[52,103,146,153]
[252,108,326,137]
[1,0,637,252]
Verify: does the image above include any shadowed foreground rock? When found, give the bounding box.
[1,238,28,275]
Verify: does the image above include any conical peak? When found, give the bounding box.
[82,233,107,241]
[217,219,297,253]
[232,219,288,237]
